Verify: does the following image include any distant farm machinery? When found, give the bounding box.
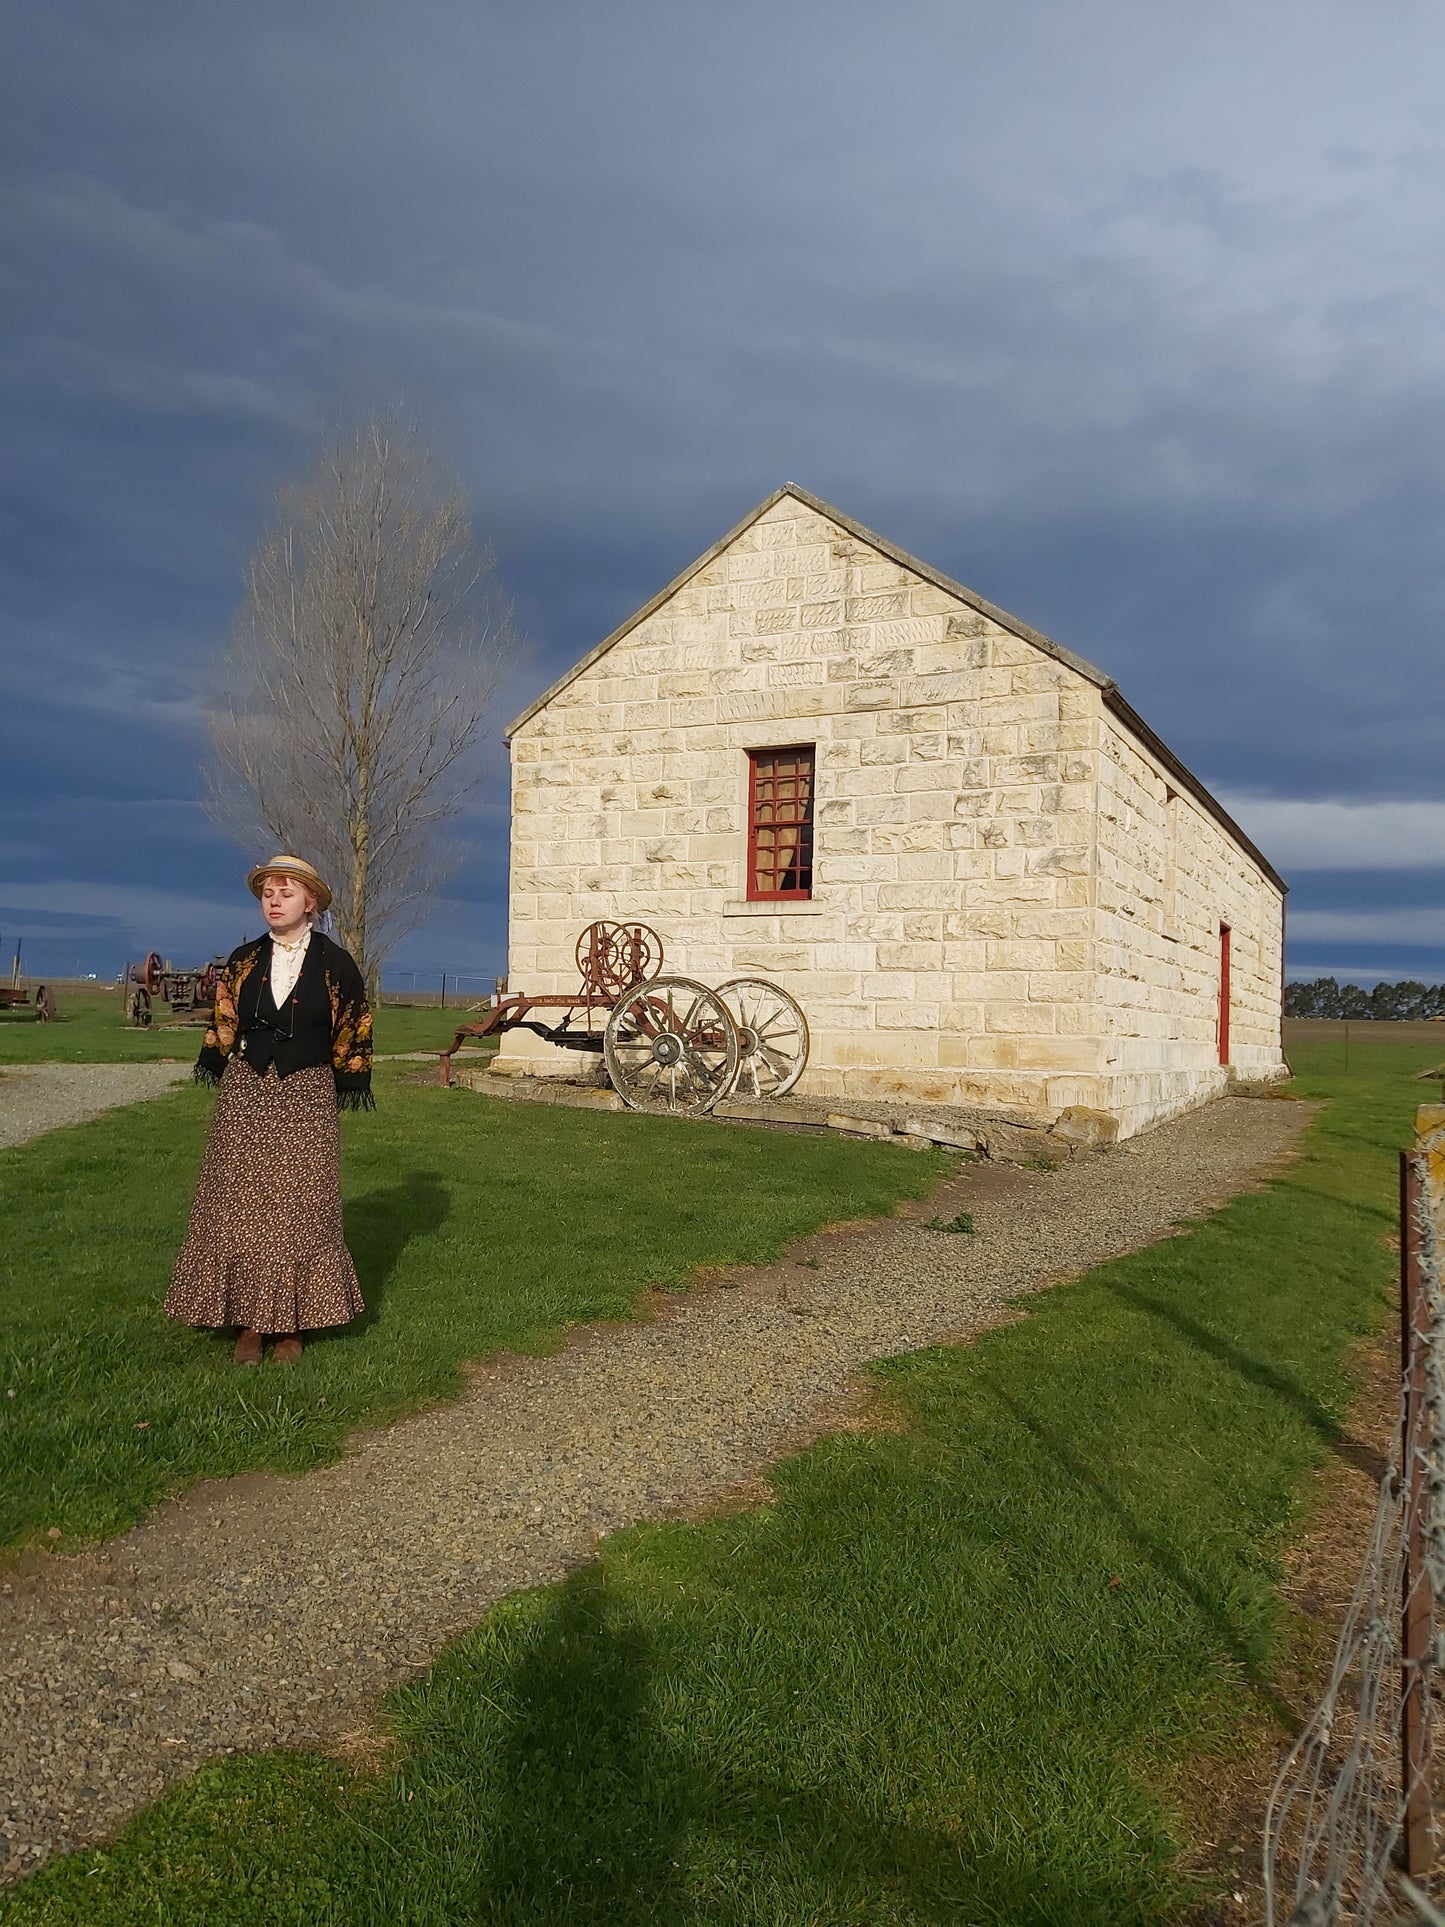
[0,940,53,1021]
[438,921,809,1116]
[122,951,223,1028]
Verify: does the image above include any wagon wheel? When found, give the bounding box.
[33,984,54,1023]
[603,976,738,1115]
[127,985,152,1029]
[716,978,810,1100]
[577,922,663,998]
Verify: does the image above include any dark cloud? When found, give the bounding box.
[3,0,1443,977]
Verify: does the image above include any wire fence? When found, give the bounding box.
[1263,1119,1445,1923]
[376,970,502,1008]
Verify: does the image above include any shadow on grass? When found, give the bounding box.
[1268,1178,1395,1224]
[382,1565,1169,1926]
[461,1569,694,1921]
[982,1374,1301,1730]
[1099,1277,1390,1483]
[336,1171,451,1335]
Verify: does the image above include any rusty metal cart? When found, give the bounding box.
[0,941,53,1021]
[122,951,222,1028]
[0,983,53,1021]
[437,921,808,1115]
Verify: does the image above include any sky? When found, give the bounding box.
[2,0,1442,987]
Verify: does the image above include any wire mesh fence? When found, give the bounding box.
[1263,1120,1445,1924]
[376,970,502,1008]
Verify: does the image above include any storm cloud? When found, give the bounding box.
[3,1,1442,981]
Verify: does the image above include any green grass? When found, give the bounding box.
[1,1035,1426,1924]
[0,987,486,1063]
[921,1210,975,1234]
[0,1072,945,1551]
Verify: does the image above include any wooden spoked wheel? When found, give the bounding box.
[716,978,809,1099]
[603,976,739,1114]
[576,922,664,998]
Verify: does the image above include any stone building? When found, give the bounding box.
[498,485,1286,1138]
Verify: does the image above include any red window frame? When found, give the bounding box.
[746,746,815,901]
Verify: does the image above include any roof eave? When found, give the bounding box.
[504,486,796,739]
[1102,688,1288,896]
[778,483,1114,689]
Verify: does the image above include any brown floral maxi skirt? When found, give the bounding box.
[165,1059,365,1333]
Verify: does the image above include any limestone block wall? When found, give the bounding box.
[501,490,1285,1137]
[1094,720,1285,1135]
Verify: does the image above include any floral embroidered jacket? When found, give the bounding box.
[195,932,374,1110]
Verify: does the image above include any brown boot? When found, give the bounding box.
[271,1334,304,1366]
[233,1327,264,1367]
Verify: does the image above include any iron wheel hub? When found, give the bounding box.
[651,1032,683,1066]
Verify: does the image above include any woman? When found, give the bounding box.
[165,855,374,1366]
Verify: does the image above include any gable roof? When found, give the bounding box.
[507,482,1286,895]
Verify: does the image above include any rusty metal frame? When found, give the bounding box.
[437,923,664,1086]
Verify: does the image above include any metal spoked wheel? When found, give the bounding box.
[716,977,810,1099]
[603,976,739,1115]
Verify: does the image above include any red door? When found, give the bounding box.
[1218,924,1231,1067]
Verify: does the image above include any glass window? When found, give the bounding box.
[747,747,814,899]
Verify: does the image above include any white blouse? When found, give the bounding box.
[269,929,312,1007]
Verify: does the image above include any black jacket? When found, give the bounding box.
[195,931,374,1109]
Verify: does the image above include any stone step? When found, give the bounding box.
[449,1070,1092,1163]
[456,1070,622,1110]
[826,1112,895,1141]
[713,1097,826,1129]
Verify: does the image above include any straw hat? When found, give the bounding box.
[245,854,333,913]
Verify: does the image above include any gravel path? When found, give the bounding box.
[0,1064,191,1152]
[0,1093,1310,1882]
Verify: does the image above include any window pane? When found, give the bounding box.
[748,746,814,898]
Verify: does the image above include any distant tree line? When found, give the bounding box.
[1284,977,1445,1021]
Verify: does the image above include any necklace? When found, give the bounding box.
[265,927,309,1040]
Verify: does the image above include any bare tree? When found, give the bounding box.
[204,416,516,983]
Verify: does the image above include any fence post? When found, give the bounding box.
[440,973,447,1009]
[1401,1148,1435,1881]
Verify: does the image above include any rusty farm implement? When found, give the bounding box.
[0,940,54,1021]
[121,951,223,1028]
[437,920,809,1116]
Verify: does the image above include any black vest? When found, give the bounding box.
[236,936,336,1078]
